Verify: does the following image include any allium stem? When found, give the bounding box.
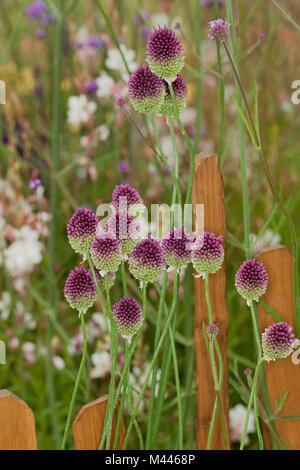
[60,312,87,450]
[206,397,218,450]
[168,326,183,449]
[214,0,225,164]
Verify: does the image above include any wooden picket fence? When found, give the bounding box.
[1,153,300,450]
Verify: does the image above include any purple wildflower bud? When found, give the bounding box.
[112,296,143,338]
[30,177,41,190]
[146,26,184,81]
[244,368,252,376]
[262,322,298,362]
[133,14,143,25]
[26,1,46,21]
[129,238,166,284]
[192,232,224,276]
[84,80,99,94]
[206,323,220,341]
[138,26,152,40]
[104,211,140,255]
[208,18,230,41]
[67,208,98,255]
[202,0,224,7]
[111,183,143,215]
[128,65,166,114]
[90,231,122,273]
[64,267,97,314]
[157,74,187,117]
[118,161,129,174]
[162,227,194,270]
[86,36,105,49]
[235,259,268,305]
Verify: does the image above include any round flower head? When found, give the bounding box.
[208,19,230,41]
[162,227,194,270]
[128,65,165,115]
[67,208,98,255]
[235,259,268,305]
[262,322,298,362]
[192,232,224,277]
[129,237,165,284]
[146,26,184,81]
[90,231,122,274]
[111,183,144,217]
[64,266,96,314]
[112,296,143,339]
[157,74,187,117]
[93,266,116,290]
[104,211,140,256]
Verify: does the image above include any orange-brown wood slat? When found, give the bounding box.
[192,153,230,449]
[72,395,125,449]
[0,389,37,450]
[257,245,300,449]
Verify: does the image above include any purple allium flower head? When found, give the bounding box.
[157,74,187,117]
[146,26,184,81]
[90,231,122,273]
[262,322,298,362]
[86,36,105,49]
[84,80,99,94]
[67,208,98,255]
[30,177,41,190]
[64,266,97,314]
[162,227,194,269]
[113,296,143,338]
[192,232,224,276]
[129,237,166,284]
[26,1,46,21]
[111,183,143,216]
[93,266,116,290]
[206,323,220,341]
[104,211,140,255]
[128,65,166,114]
[208,19,230,41]
[235,259,268,305]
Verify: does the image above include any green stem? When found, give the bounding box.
[145,273,168,449]
[112,341,128,450]
[193,0,202,155]
[169,327,183,449]
[206,397,218,450]
[60,312,87,450]
[122,272,179,448]
[214,0,225,164]
[121,260,128,296]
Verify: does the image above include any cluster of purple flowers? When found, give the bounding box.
[26,1,56,38]
[128,26,187,116]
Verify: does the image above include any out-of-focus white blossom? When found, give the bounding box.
[105,45,137,79]
[67,95,97,125]
[90,350,111,378]
[250,229,281,257]
[52,355,66,370]
[95,72,115,98]
[150,13,181,29]
[229,404,255,445]
[0,292,11,320]
[4,226,43,277]
[22,341,36,365]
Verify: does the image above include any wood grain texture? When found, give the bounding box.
[192,153,230,449]
[0,389,37,450]
[72,395,125,449]
[257,245,300,449]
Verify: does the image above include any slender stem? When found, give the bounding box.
[122,272,179,448]
[249,302,262,360]
[167,83,195,205]
[60,312,87,450]
[121,260,128,296]
[169,327,183,449]
[47,6,64,446]
[206,397,219,450]
[193,0,202,155]
[214,0,225,164]
[112,341,128,450]
[240,358,264,450]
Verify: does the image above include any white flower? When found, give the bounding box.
[229,404,255,445]
[250,229,281,257]
[98,125,110,141]
[4,226,43,277]
[22,341,36,365]
[90,350,111,379]
[91,312,107,332]
[95,72,115,99]
[105,45,137,79]
[67,95,97,125]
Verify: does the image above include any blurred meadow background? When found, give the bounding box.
[0,0,299,449]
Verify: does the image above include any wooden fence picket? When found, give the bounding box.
[0,389,37,450]
[72,395,125,450]
[257,245,300,449]
[192,153,230,449]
